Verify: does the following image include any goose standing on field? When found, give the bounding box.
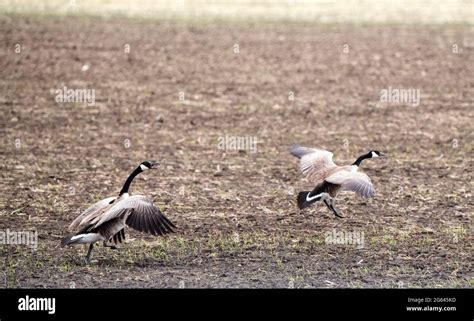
[289,145,385,218]
[61,161,176,264]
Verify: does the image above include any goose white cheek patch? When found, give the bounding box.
[371,152,379,158]
[140,164,149,171]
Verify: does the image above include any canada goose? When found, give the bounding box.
[61,161,176,263]
[289,145,385,218]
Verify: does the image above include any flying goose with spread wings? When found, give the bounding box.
[289,145,385,218]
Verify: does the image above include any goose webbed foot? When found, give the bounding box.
[103,241,119,250]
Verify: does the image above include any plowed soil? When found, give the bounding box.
[0,15,472,288]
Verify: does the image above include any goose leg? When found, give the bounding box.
[85,243,94,264]
[103,239,119,250]
[330,203,344,218]
[324,200,344,218]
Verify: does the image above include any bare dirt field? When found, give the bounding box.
[0,14,472,288]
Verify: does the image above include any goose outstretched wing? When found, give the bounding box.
[91,195,176,236]
[325,171,375,198]
[68,196,117,231]
[289,145,337,183]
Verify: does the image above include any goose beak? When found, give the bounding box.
[150,162,160,169]
[379,152,386,157]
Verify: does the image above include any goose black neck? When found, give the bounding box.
[119,166,142,196]
[352,153,371,167]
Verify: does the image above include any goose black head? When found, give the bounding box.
[119,161,160,196]
[139,160,160,171]
[353,150,386,166]
[368,150,386,158]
